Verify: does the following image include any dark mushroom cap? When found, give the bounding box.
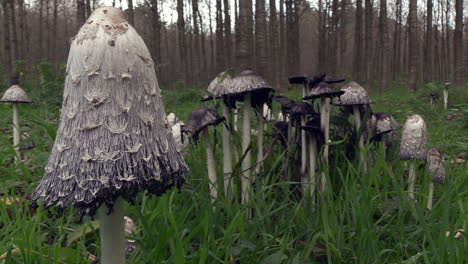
[332,81,373,106]
[273,95,295,114]
[323,76,346,84]
[0,85,32,103]
[207,71,234,98]
[374,112,399,134]
[308,74,326,88]
[181,107,225,142]
[399,114,427,160]
[426,147,446,184]
[288,76,310,85]
[31,7,188,217]
[300,118,321,133]
[303,81,344,100]
[289,101,315,116]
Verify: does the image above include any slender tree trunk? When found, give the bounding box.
[192,0,200,80]
[236,0,252,69]
[453,0,464,86]
[2,0,12,78]
[17,0,25,61]
[424,0,433,82]
[224,0,232,67]
[151,0,160,75]
[208,2,215,76]
[128,0,134,25]
[255,0,268,76]
[279,0,285,84]
[85,0,91,18]
[270,0,280,88]
[7,0,18,66]
[379,0,389,91]
[52,0,58,64]
[77,0,86,27]
[216,0,225,72]
[352,0,363,80]
[177,0,187,82]
[407,0,418,92]
[364,0,373,82]
[339,0,348,72]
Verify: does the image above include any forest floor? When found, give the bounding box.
[0,83,466,263]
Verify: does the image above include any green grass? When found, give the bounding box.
[0,83,466,264]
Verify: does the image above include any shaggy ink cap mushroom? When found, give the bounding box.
[0,85,32,103]
[181,107,225,142]
[399,114,427,161]
[289,101,316,117]
[230,70,274,107]
[300,118,322,133]
[332,81,374,106]
[427,147,446,184]
[303,81,344,100]
[288,76,310,85]
[31,7,188,217]
[207,71,234,98]
[374,112,399,135]
[273,95,296,114]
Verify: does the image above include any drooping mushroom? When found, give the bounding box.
[426,147,445,210]
[332,81,373,171]
[371,112,399,159]
[304,81,344,192]
[400,114,427,200]
[31,8,188,264]
[182,107,225,204]
[429,92,438,110]
[442,82,450,110]
[230,70,274,204]
[207,71,235,196]
[0,84,32,162]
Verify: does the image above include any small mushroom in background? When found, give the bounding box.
[300,117,321,207]
[429,92,438,110]
[0,84,32,162]
[31,7,188,264]
[332,81,374,171]
[230,70,274,204]
[124,216,136,257]
[304,80,345,193]
[442,82,450,110]
[166,113,188,152]
[182,107,225,204]
[426,147,445,210]
[399,114,427,200]
[369,112,399,159]
[288,75,310,98]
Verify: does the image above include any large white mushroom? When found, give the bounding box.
[0,84,32,162]
[31,8,188,264]
[400,114,427,200]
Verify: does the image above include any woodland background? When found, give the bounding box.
[0,0,467,92]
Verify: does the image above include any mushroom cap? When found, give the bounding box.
[230,70,274,101]
[207,71,234,97]
[303,81,344,100]
[288,76,310,85]
[31,7,188,217]
[399,114,427,160]
[0,85,32,103]
[374,112,399,134]
[181,107,225,141]
[273,95,295,114]
[332,81,373,106]
[426,147,445,184]
[300,118,321,133]
[289,101,315,116]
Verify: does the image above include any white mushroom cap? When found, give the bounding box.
[0,85,32,103]
[332,81,373,105]
[399,114,427,160]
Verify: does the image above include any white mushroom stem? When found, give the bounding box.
[222,104,233,197]
[427,182,434,210]
[309,133,317,210]
[255,105,264,175]
[203,128,218,203]
[320,97,329,193]
[100,199,125,264]
[12,103,21,162]
[430,97,435,110]
[443,88,448,110]
[300,116,307,194]
[408,161,416,200]
[241,93,252,204]
[352,105,366,172]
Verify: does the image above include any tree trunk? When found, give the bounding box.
[270,0,280,88]
[424,0,433,82]
[255,0,267,76]
[2,0,12,78]
[353,0,363,80]
[364,0,373,82]
[128,0,134,25]
[236,0,252,69]
[7,0,18,66]
[85,0,91,18]
[151,0,160,75]
[52,0,58,64]
[407,0,418,92]
[216,0,225,72]
[453,0,464,86]
[279,0,285,84]
[379,0,389,91]
[192,0,200,80]
[339,0,348,72]
[208,3,215,76]
[177,0,187,82]
[224,0,232,67]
